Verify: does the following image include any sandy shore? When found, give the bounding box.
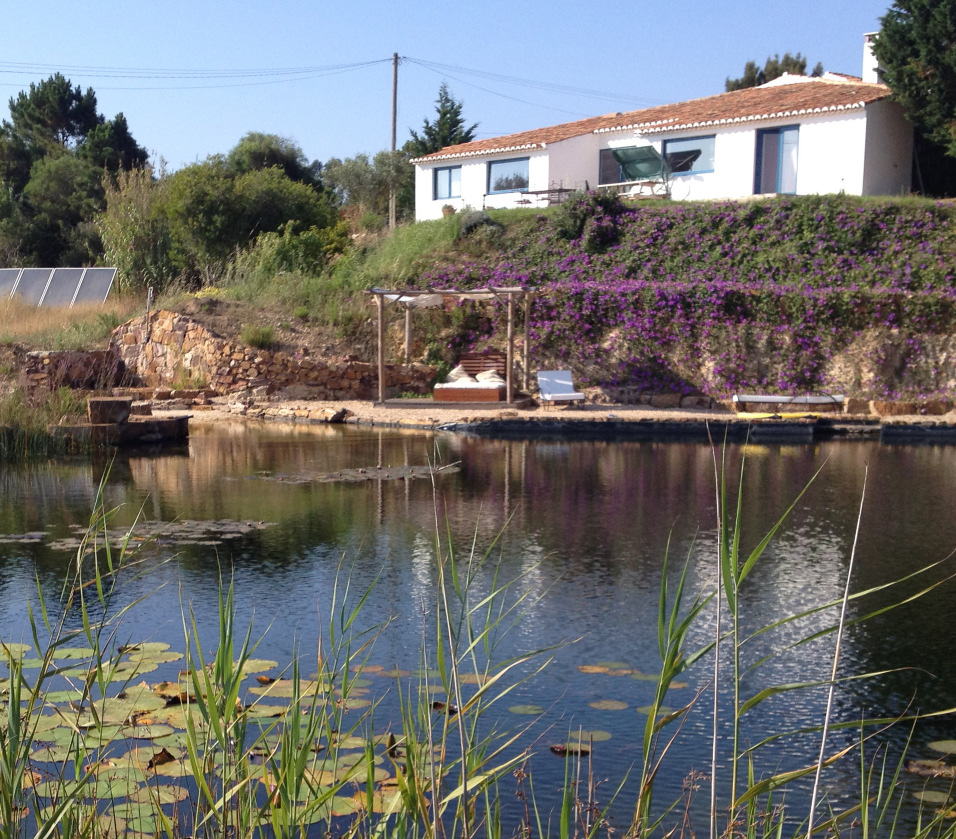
[159,397,742,430]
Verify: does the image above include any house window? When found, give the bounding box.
[598,149,621,185]
[755,126,798,194]
[488,158,529,193]
[662,136,716,174]
[598,147,666,184]
[434,166,461,200]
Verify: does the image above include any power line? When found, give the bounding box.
[403,56,664,109]
[0,55,661,108]
[0,58,392,90]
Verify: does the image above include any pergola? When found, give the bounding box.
[367,287,533,404]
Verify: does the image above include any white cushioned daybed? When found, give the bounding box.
[434,366,506,402]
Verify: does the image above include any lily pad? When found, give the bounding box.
[128,783,188,805]
[56,647,96,660]
[589,700,628,711]
[508,704,544,715]
[242,702,289,720]
[150,731,192,751]
[915,789,953,805]
[248,679,326,698]
[929,740,956,755]
[378,668,411,679]
[32,744,77,763]
[121,722,176,740]
[84,725,125,747]
[239,658,278,675]
[88,775,142,800]
[630,671,660,682]
[568,729,612,743]
[353,787,403,814]
[120,642,170,655]
[43,688,84,704]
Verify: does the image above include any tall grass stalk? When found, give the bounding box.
[806,466,867,837]
[631,536,713,837]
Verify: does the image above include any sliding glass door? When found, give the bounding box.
[755,126,798,194]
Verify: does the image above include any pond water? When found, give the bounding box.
[2,422,956,834]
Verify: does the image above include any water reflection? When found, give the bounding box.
[1,424,955,829]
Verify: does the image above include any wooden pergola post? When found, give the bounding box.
[523,291,532,391]
[506,292,515,404]
[376,294,386,404]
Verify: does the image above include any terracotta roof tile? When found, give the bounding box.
[412,78,892,163]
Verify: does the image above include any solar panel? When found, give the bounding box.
[0,268,20,298]
[3,267,117,307]
[11,268,54,305]
[73,268,116,304]
[39,268,85,307]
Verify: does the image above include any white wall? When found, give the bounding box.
[414,158,487,221]
[862,99,913,196]
[796,113,868,195]
[546,133,603,190]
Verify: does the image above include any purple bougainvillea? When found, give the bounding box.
[421,194,956,397]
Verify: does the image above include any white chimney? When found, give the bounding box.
[863,32,880,83]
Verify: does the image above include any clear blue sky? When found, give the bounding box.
[0,0,893,171]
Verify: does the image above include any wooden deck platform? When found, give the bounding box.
[382,397,535,410]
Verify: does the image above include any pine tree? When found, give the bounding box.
[726,53,823,92]
[873,0,956,158]
[407,83,478,156]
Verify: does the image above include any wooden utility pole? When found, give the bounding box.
[389,52,398,230]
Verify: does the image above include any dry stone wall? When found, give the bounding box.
[22,349,125,392]
[110,311,435,399]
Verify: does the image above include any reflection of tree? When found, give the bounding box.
[493,173,529,192]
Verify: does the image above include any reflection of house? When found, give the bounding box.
[411,36,912,221]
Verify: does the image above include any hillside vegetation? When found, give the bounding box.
[5,193,956,401]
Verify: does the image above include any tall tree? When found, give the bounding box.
[407,83,478,156]
[80,113,149,174]
[873,1,956,158]
[225,132,322,187]
[0,74,147,265]
[726,53,823,91]
[323,149,414,223]
[6,73,98,151]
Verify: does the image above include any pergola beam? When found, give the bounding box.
[368,287,532,404]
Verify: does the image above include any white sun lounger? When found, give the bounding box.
[537,370,585,406]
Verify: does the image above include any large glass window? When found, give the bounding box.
[488,158,529,193]
[755,126,798,194]
[598,146,666,184]
[662,136,716,174]
[433,166,461,200]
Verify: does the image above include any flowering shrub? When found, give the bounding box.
[419,194,956,397]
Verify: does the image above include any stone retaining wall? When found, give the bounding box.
[110,311,436,399]
[22,349,125,392]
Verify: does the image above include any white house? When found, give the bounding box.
[411,38,912,221]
